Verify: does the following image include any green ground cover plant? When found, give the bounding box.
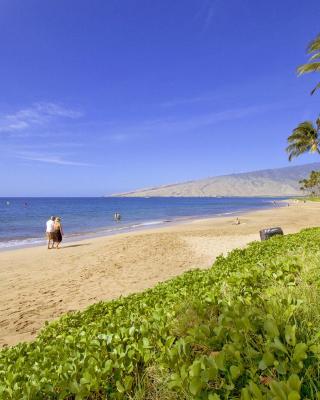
[1,228,320,399]
[299,197,320,202]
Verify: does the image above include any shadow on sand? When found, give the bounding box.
[61,243,90,249]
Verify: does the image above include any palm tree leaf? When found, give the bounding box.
[311,82,320,95]
[309,52,320,61]
[290,121,317,136]
[307,34,320,53]
[297,62,320,75]
[286,120,319,161]
[298,34,320,94]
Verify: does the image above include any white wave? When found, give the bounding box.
[0,237,45,249]
[130,220,167,228]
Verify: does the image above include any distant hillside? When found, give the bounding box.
[111,163,320,197]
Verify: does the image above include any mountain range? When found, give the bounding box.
[110,163,320,197]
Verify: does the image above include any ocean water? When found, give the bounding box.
[0,197,286,249]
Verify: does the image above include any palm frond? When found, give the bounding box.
[297,62,320,75]
[307,34,320,53]
[311,82,320,95]
[298,34,320,94]
[309,52,320,61]
[286,120,319,161]
[289,121,317,137]
[287,147,307,161]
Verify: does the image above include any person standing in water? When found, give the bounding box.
[114,212,121,221]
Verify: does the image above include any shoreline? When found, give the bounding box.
[0,200,282,252]
[0,200,318,348]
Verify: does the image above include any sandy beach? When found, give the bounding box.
[0,200,319,348]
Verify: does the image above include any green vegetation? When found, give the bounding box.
[286,119,320,161]
[286,33,320,161]
[297,197,320,202]
[299,170,320,196]
[298,34,320,95]
[1,228,320,399]
[306,197,320,202]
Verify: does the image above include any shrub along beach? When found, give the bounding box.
[1,202,320,399]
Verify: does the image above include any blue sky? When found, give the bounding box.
[1,0,320,196]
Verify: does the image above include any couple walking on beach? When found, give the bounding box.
[46,216,64,249]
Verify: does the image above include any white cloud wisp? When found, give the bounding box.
[0,102,83,134]
[15,151,94,167]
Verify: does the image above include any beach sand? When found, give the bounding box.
[0,200,319,348]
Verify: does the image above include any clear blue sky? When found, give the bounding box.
[1,0,320,196]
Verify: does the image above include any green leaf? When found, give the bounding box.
[168,373,182,389]
[264,319,280,338]
[285,325,296,346]
[275,360,288,375]
[287,374,301,391]
[288,392,300,400]
[143,337,151,349]
[116,381,125,393]
[69,380,80,394]
[189,361,201,378]
[208,394,220,400]
[249,382,263,399]
[272,337,288,354]
[214,352,226,371]
[259,352,275,370]
[103,359,113,373]
[180,364,188,381]
[124,375,133,390]
[309,344,320,355]
[79,371,92,386]
[270,381,287,400]
[241,388,251,400]
[230,365,241,380]
[293,343,308,363]
[189,377,202,396]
